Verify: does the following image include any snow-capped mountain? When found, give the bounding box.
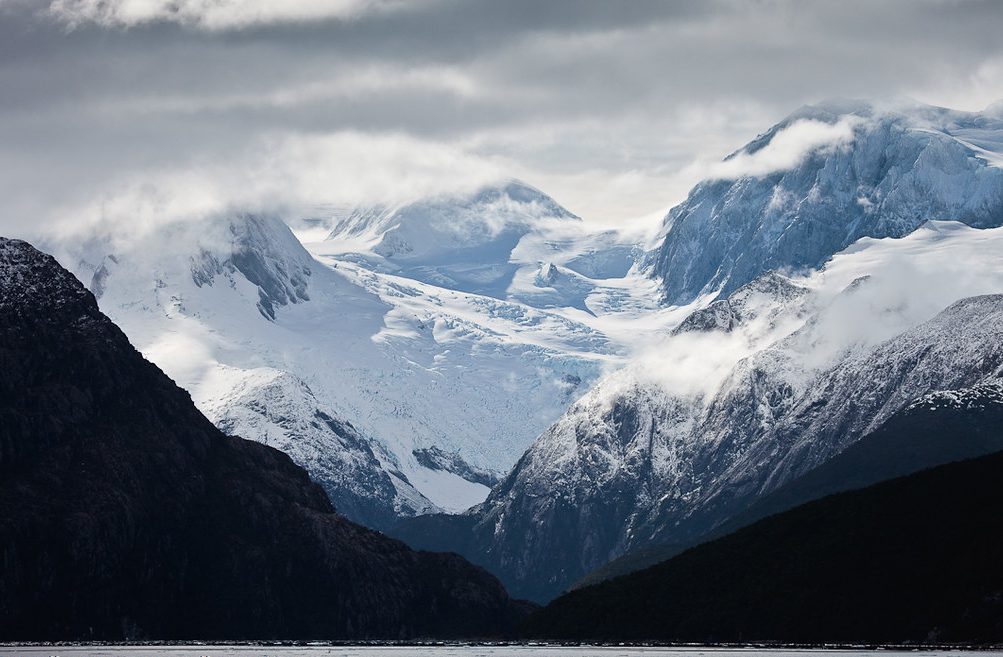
[393,220,1003,603]
[46,100,1003,597]
[579,378,1003,588]
[56,181,661,526]
[309,180,644,313]
[201,367,419,529]
[322,180,579,296]
[71,214,430,528]
[523,390,1003,644]
[651,100,1003,304]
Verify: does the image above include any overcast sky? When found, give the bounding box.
[2,0,1003,240]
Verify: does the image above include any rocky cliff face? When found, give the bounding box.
[577,379,1003,588]
[0,237,527,640]
[393,287,1003,603]
[651,100,1003,304]
[523,394,1003,643]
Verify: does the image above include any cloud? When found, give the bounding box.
[698,117,862,181]
[912,55,1003,112]
[47,0,408,29]
[611,222,1003,406]
[44,130,507,248]
[2,0,1003,234]
[92,65,483,115]
[792,221,1003,369]
[622,289,808,400]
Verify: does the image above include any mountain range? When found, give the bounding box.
[523,385,1003,643]
[391,101,1003,602]
[59,181,649,529]
[29,98,1003,617]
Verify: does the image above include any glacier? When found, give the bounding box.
[55,181,665,525]
[393,219,1003,601]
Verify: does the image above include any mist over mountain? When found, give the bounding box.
[391,101,1003,602]
[651,101,1003,303]
[55,180,655,526]
[12,97,1003,631]
[5,0,1003,644]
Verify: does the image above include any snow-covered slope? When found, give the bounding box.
[67,215,434,527]
[392,221,1003,602]
[310,180,645,317]
[651,100,1003,304]
[46,99,1003,579]
[201,366,421,529]
[319,180,581,299]
[56,182,663,525]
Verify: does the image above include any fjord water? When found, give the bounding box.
[3,649,999,657]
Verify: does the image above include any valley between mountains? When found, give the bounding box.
[9,98,1003,640]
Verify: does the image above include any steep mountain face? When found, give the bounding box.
[725,378,1003,531]
[185,213,313,319]
[651,100,1003,304]
[579,379,1003,587]
[61,180,656,523]
[392,223,1003,602]
[75,215,434,528]
[0,237,527,640]
[202,367,420,529]
[523,397,1003,643]
[671,271,809,334]
[672,292,1003,540]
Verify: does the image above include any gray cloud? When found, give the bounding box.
[46,0,409,29]
[1,0,1002,238]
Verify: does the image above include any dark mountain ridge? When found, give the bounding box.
[522,396,1003,643]
[0,237,527,640]
[576,380,1003,586]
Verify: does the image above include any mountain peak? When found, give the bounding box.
[780,97,967,127]
[322,178,582,296]
[0,238,94,313]
[79,214,316,321]
[787,97,876,121]
[651,100,1003,304]
[468,178,580,220]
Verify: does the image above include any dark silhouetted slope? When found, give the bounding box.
[0,237,526,641]
[576,381,1003,586]
[524,407,1003,643]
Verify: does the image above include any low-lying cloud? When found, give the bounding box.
[699,117,861,181]
[620,221,1003,406]
[46,130,507,249]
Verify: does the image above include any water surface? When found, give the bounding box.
[2,647,997,657]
